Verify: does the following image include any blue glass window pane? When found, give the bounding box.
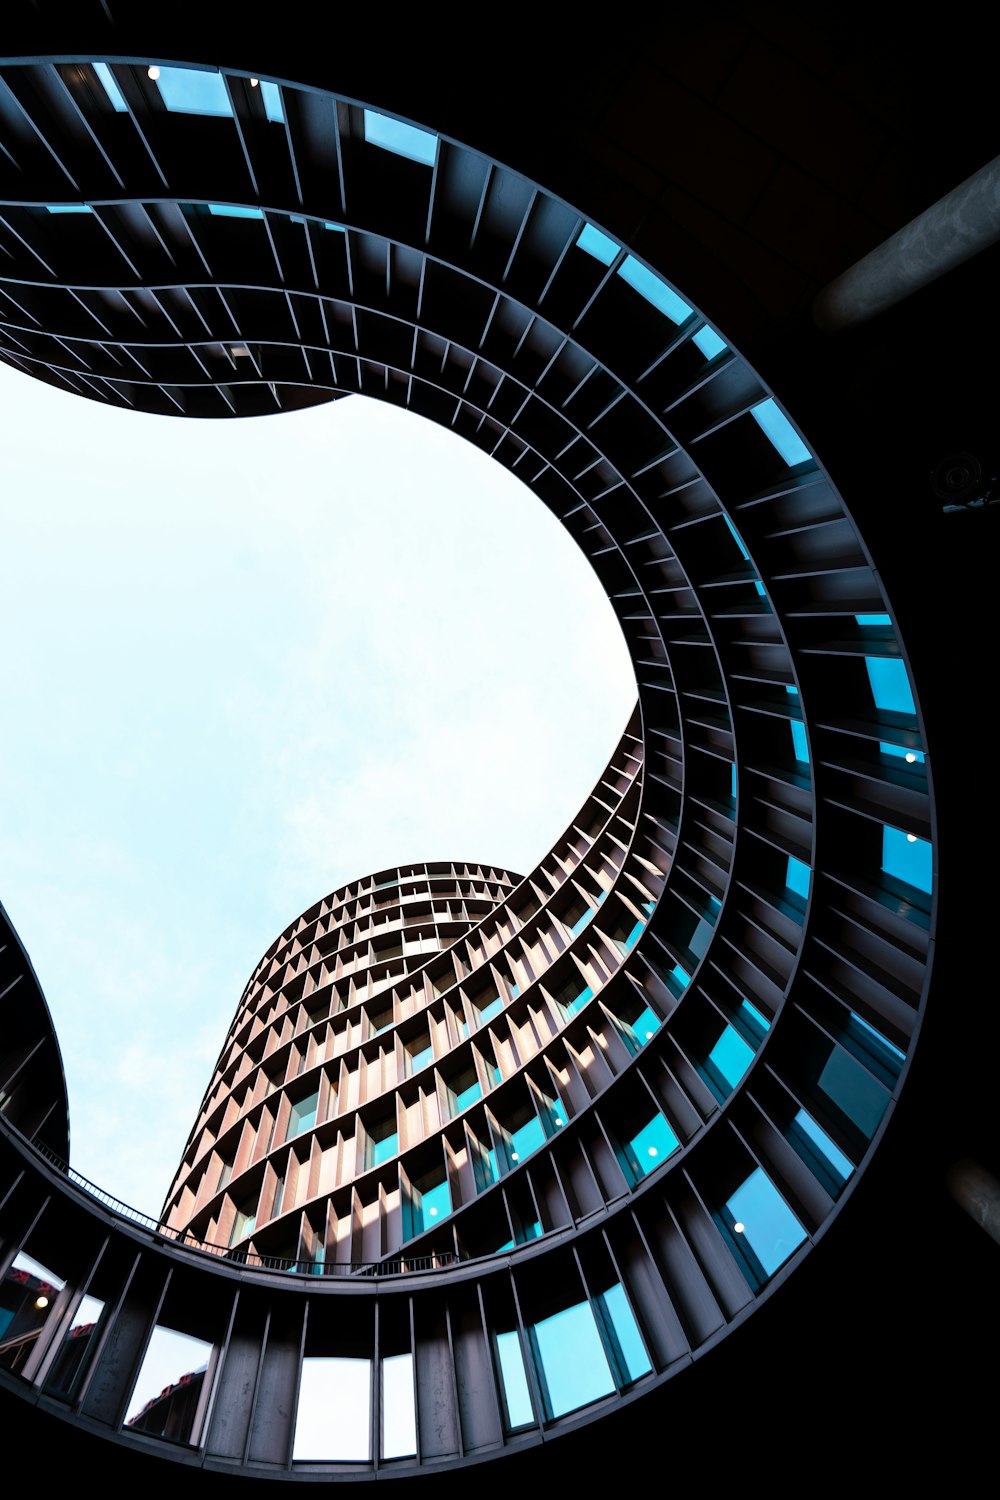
[478,997,503,1024]
[693,325,727,359]
[786,856,811,899]
[420,1178,451,1226]
[865,657,916,714]
[261,81,284,123]
[289,1090,318,1138]
[709,1025,754,1088]
[670,963,690,990]
[790,718,809,762]
[690,917,713,957]
[617,257,692,323]
[363,108,437,165]
[576,223,619,265]
[793,1108,853,1183]
[631,1005,661,1042]
[750,398,811,466]
[45,204,91,214]
[726,1167,807,1276]
[495,1332,533,1429]
[510,1115,545,1162]
[880,742,925,764]
[625,1114,679,1181]
[731,762,737,797]
[565,985,593,1018]
[724,513,750,560]
[855,613,891,626]
[372,1132,399,1166]
[817,1047,887,1138]
[597,1284,652,1383]
[530,1301,615,1419]
[740,999,770,1031]
[455,1081,482,1112]
[408,1043,433,1073]
[570,907,595,935]
[623,919,644,951]
[207,203,264,219]
[882,826,932,893]
[155,66,232,118]
[850,1011,905,1062]
[94,62,128,112]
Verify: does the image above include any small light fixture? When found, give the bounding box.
[645,1029,654,1039]
[428,1206,438,1217]
[34,1295,49,1309]
[734,1221,745,1234]
[647,1145,658,1157]
[906,833,918,843]
[511,1152,520,1162]
[147,65,160,80]
[554,1116,564,1127]
[250,78,259,87]
[905,752,917,763]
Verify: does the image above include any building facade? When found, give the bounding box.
[0,5,993,1486]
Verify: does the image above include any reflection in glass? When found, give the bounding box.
[0,1250,65,1374]
[47,1293,105,1398]
[528,1300,615,1420]
[124,1325,213,1445]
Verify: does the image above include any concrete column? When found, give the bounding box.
[814,154,1000,329]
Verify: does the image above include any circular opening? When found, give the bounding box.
[0,364,633,1213]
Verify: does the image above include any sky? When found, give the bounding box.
[0,359,635,1219]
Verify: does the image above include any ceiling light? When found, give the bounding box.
[734,1221,745,1234]
[147,65,160,80]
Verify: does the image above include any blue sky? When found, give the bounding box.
[0,360,635,1217]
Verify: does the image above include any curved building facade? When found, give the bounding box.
[1,4,991,1487]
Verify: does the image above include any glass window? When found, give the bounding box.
[528,1300,615,1419]
[94,61,128,111]
[124,1325,214,1445]
[576,223,619,265]
[790,1108,853,1193]
[288,1089,319,1139]
[622,1112,679,1185]
[44,203,91,214]
[750,398,811,466]
[594,1283,652,1384]
[476,996,504,1025]
[46,1293,105,1399]
[293,1357,371,1460]
[726,1167,807,1280]
[864,656,915,714]
[0,1250,65,1374]
[405,1033,433,1074]
[405,1166,452,1240]
[230,1197,257,1246]
[570,906,595,936]
[880,741,925,764]
[207,203,265,220]
[363,108,437,166]
[882,825,932,893]
[495,1330,534,1430]
[617,257,692,324]
[260,81,284,124]
[708,1024,754,1090]
[817,1045,889,1139]
[381,1352,416,1459]
[786,856,811,900]
[693,325,727,359]
[153,65,232,117]
[368,1114,399,1167]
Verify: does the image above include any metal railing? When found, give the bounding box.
[24,1133,456,1278]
